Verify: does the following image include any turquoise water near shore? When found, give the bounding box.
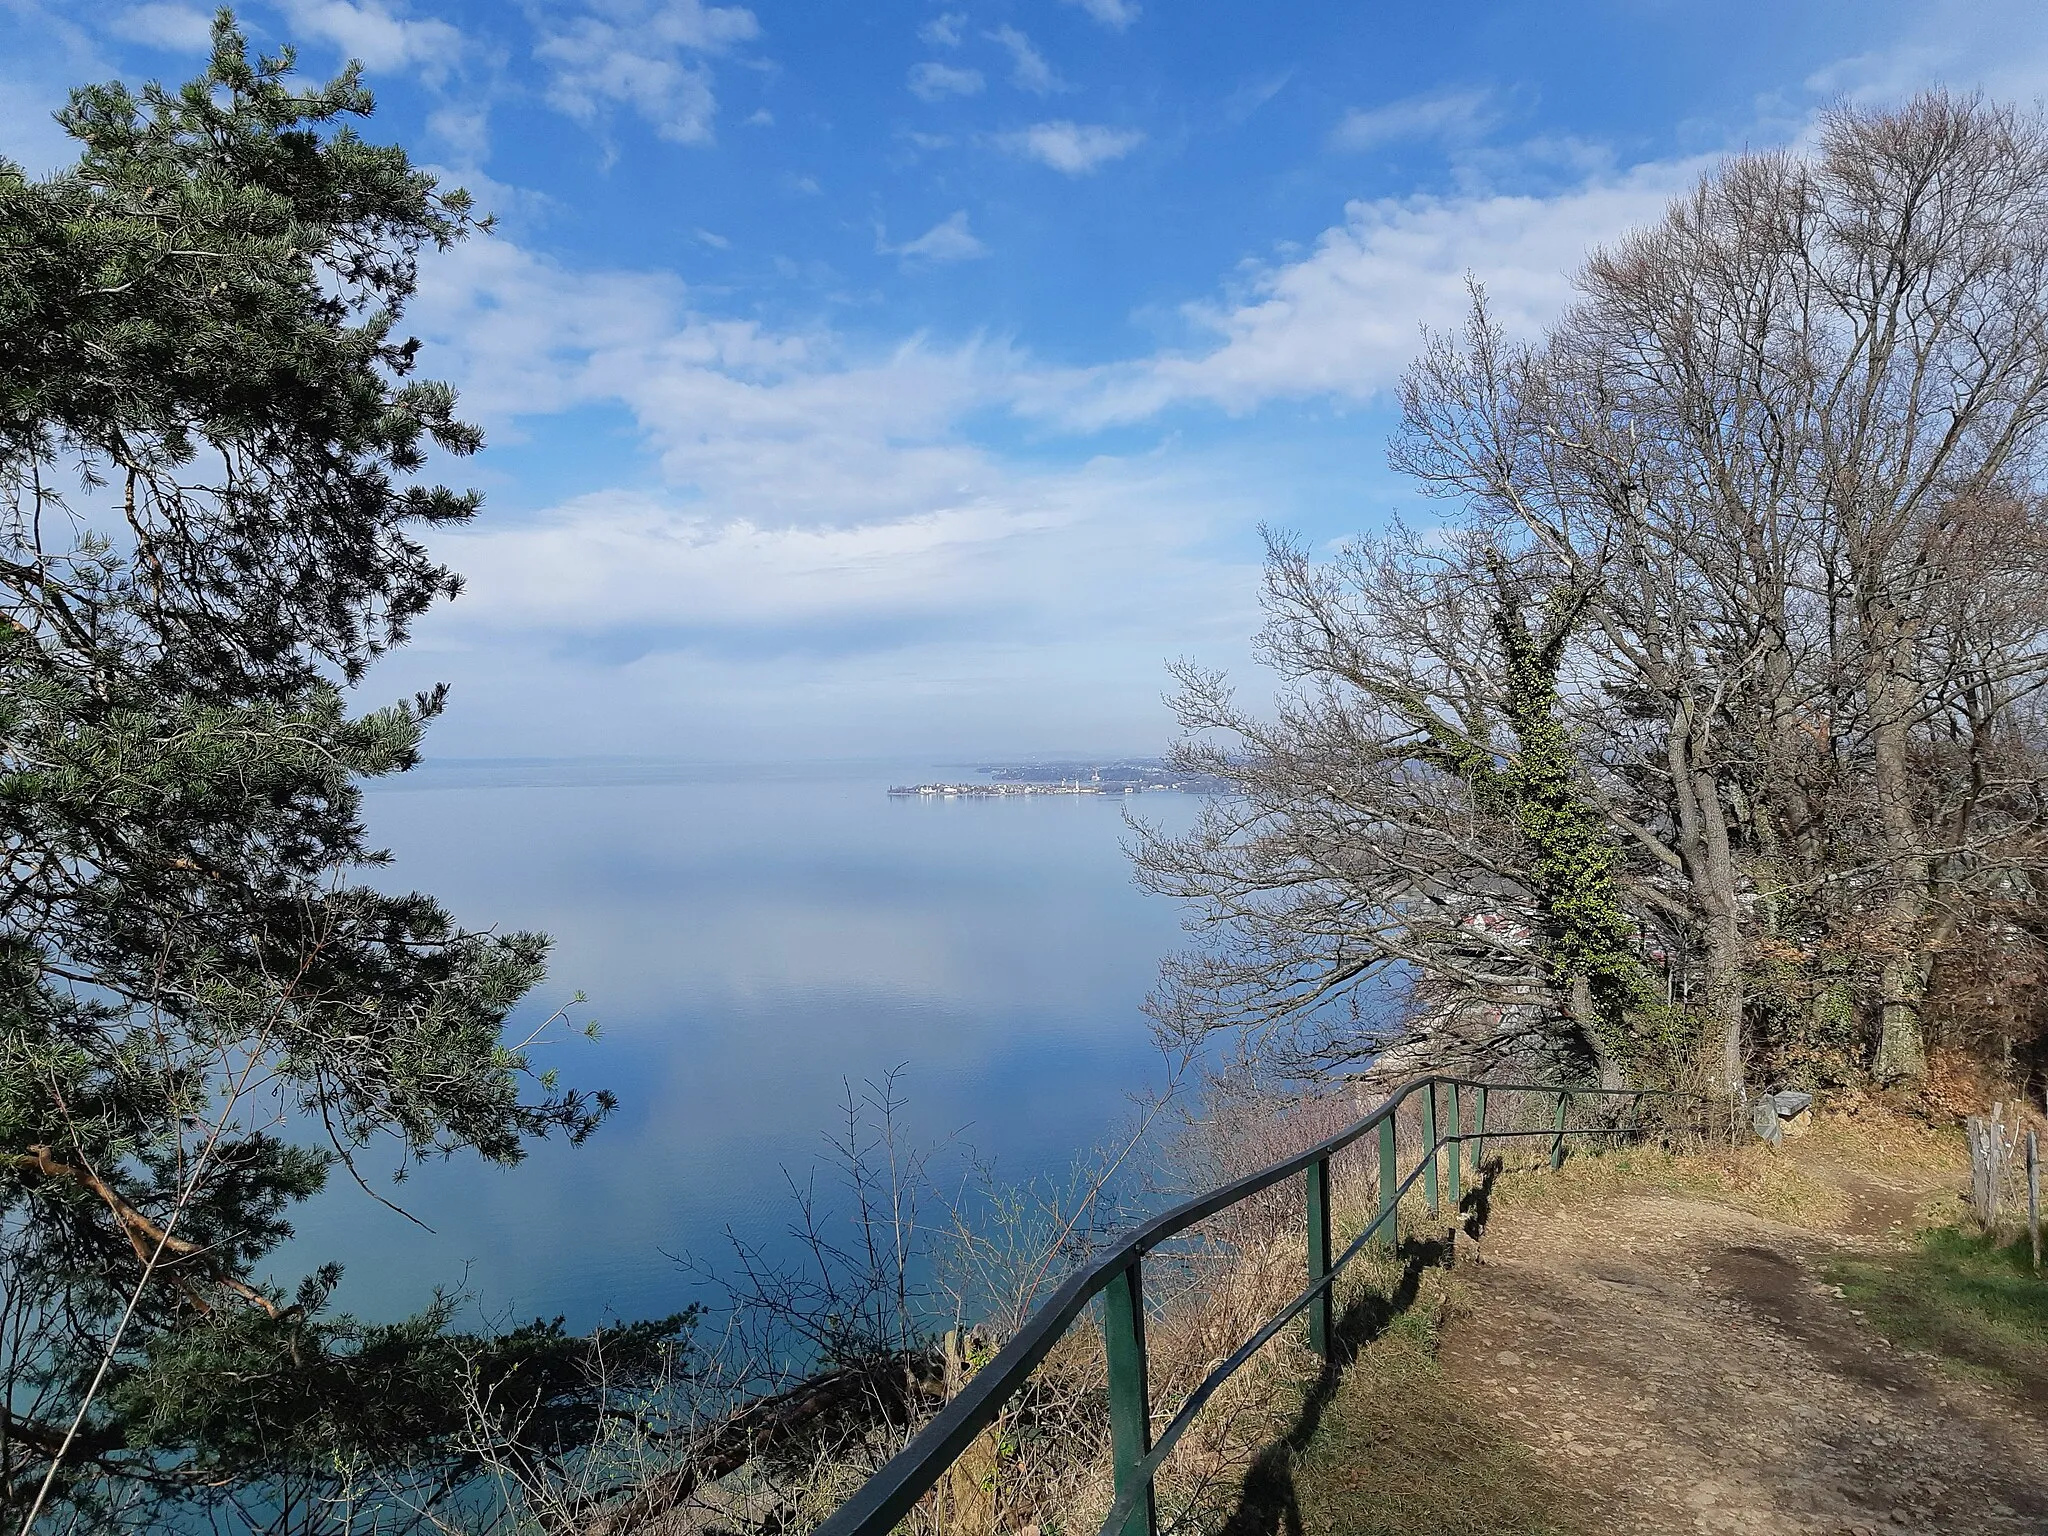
[271,759,1201,1329]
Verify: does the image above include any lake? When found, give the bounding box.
[274,759,1203,1330]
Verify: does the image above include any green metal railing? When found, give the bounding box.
[814,1076,1691,1536]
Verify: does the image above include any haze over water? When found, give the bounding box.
[277,759,1201,1329]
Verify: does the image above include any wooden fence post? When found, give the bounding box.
[2030,1129,2041,1272]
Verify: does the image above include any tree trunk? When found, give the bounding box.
[1875,950,1929,1083]
[1570,972,1627,1090]
[1869,637,1930,1084]
[1665,706,1745,1095]
[1703,914,1744,1093]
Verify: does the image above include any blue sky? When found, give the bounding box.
[6,0,2047,760]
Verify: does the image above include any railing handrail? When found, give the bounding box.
[813,1074,1694,1536]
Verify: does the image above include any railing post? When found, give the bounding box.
[2030,1129,2041,1273]
[1445,1081,1462,1211]
[1421,1083,1441,1216]
[1103,1260,1156,1536]
[1551,1091,1569,1171]
[1470,1085,1487,1175]
[1376,1115,1398,1252]
[1306,1155,1334,1359]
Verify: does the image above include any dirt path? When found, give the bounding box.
[1439,1157,2048,1536]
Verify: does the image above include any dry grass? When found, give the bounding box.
[752,1095,1981,1536]
[1477,1094,1972,1237]
[774,1099,1390,1536]
[466,1088,1995,1536]
[1274,1332,1588,1536]
[1801,1093,1972,1176]
[1223,1095,1979,1536]
[1489,1138,1852,1229]
[1194,1223,1589,1536]
[787,1098,1978,1536]
[919,1095,1447,1536]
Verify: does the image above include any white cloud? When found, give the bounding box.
[920,12,964,47]
[275,1,463,79]
[536,0,759,145]
[426,103,490,163]
[1062,0,1137,31]
[412,138,1694,525]
[413,235,1007,529]
[1000,121,1143,174]
[908,61,983,101]
[412,239,688,425]
[989,25,1060,95]
[397,479,1256,758]
[439,495,1051,635]
[1020,157,1706,427]
[1223,70,1293,124]
[0,77,74,174]
[1801,0,2048,107]
[380,3,2048,759]
[890,209,989,264]
[1,6,106,175]
[390,231,1267,755]
[1330,88,1497,153]
[400,450,1260,757]
[394,153,1693,754]
[107,3,213,50]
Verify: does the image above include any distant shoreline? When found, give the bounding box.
[363,754,1222,795]
[890,759,1223,797]
[886,780,1201,798]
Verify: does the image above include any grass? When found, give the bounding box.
[1485,1109,1966,1232]
[1211,1240,1589,1536]
[1489,1137,1851,1229]
[1278,1335,1587,1536]
[1829,1224,2048,1397]
[1797,1103,1967,1176]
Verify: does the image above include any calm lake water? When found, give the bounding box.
[274,760,1202,1329]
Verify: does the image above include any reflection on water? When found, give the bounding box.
[272,760,1200,1328]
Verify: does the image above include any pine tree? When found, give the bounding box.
[0,15,677,1528]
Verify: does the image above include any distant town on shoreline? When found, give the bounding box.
[887,759,1225,797]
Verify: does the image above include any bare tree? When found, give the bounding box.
[1142,92,2048,1095]
[1133,526,1653,1085]
[1560,94,2048,1081]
